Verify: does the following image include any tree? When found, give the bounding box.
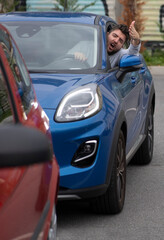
[118,0,146,51]
[53,0,97,12]
[0,0,25,13]
[0,0,15,13]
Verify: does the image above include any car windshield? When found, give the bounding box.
[4,22,98,72]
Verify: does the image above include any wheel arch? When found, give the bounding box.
[152,92,155,115]
[105,110,127,187]
[121,121,127,145]
[145,85,155,133]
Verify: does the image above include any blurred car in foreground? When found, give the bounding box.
[0,24,59,240]
[1,12,155,214]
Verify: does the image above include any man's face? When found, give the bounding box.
[107,29,126,54]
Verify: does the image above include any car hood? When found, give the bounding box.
[30,73,104,109]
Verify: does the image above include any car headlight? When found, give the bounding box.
[55,83,102,122]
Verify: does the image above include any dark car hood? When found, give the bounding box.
[30,73,104,109]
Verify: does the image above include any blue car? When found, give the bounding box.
[1,12,155,214]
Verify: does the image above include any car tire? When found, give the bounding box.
[131,105,154,165]
[90,130,126,214]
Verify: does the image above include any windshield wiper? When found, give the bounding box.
[29,69,58,73]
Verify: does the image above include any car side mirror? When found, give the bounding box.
[116,55,143,83]
[0,124,53,168]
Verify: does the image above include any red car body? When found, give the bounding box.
[0,24,59,240]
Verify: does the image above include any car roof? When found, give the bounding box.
[0,11,115,26]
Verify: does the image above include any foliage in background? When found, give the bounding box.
[118,0,146,52]
[143,49,164,66]
[0,0,16,12]
[0,0,26,12]
[53,0,96,12]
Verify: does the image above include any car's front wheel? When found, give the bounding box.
[90,130,126,214]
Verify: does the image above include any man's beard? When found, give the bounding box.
[108,49,118,55]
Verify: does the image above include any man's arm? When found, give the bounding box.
[129,21,141,46]
[125,21,141,56]
[68,41,89,62]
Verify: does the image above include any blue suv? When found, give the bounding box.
[1,12,155,214]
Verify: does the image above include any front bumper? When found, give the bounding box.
[45,108,115,192]
[58,183,108,200]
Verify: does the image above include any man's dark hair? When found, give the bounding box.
[108,24,130,46]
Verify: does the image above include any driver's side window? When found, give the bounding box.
[106,21,117,69]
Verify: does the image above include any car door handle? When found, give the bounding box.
[131,76,136,84]
[140,67,146,74]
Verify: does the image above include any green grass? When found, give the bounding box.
[142,49,164,66]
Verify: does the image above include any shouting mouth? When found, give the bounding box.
[108,43,116,52]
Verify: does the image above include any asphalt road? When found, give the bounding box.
[56,71,164,240]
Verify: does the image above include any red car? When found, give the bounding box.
[0,24,59,240]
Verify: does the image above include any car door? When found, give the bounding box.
[119,69,144,155]
[0,25,58,240]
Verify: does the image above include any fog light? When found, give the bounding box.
[71,140,98,168]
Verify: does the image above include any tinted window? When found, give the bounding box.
[0,67,14,124]
[0,28,35,113]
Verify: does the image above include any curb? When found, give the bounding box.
[148,66,164,75]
